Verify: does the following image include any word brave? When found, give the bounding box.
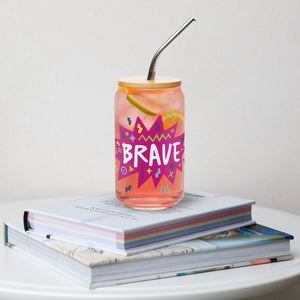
[115,116,184,188]
[122,142,181,168]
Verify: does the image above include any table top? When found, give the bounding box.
[0,197,299,300]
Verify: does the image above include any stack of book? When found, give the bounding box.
[3,190,294,288]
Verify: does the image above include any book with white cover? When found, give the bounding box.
[24,190,256,255]
[4,220,293,289]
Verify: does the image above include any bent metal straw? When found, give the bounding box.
[147,17,196,80]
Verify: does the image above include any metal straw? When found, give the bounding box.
[147,17,196,81]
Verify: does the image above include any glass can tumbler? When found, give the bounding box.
[114,76,185,210]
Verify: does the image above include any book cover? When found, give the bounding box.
[3,221,293,288]
[24,190,255,255]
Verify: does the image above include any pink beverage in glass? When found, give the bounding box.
[115,77,185,210]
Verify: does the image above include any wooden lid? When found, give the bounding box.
[118,76,181,89]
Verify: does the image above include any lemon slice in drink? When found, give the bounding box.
[126,94,157,116]
[162,109,184,129]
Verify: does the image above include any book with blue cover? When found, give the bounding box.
[3,220,293,289]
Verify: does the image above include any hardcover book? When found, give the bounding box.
[4,221,293,289]
[23,190,255,255]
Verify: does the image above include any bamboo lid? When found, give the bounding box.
[118,76,181,89]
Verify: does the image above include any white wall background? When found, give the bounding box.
[0,0,299,215]
[0,1,299,298]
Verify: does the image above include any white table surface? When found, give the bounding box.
[0,197,299,300]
